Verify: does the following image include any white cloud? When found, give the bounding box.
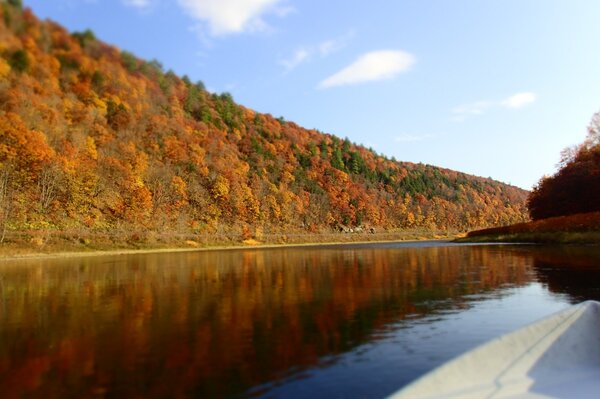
[177,0,285,36]
[280,48,310,71]
[318,50,415,89]
[123,0,151,8]
[501,92,536,108]
[452,92,537,121]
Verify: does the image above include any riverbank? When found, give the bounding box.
[456,212,600,244]
[0,229,456,261]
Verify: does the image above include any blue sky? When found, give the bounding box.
[24,0,600,189]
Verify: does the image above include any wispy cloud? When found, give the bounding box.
[122,0,151,8]
[394,133,437,143]
[318,31,353,56]
[272,4,295,17]
[280,48,310,71]
[177,0,288,36]
[279,32,353,72]
[452,92,537,121]
[501,92,536,108]
[451,101,493,121]
[318,50,415,89]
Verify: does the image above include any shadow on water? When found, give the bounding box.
[0,243,596,398]
[515,245,600,302]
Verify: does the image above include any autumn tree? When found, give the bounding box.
[0,164,14,242]
[527,111,600,220]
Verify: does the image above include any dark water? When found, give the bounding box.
[1,242,599,398]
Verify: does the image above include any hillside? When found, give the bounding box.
[0,3,528,247]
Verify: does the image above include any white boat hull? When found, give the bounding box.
[388,300,600,399]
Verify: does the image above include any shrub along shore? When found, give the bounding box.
[456,212,600,244]
[0,228,457,260]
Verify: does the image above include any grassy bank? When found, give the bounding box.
[0,228,457,260]
[456,212,600,244]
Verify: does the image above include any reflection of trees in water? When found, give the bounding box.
[0,246,534,398]
[523,246,600,303]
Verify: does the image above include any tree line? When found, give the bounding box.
[527,112,600,220]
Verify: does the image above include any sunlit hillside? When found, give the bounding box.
[0,3,528,246]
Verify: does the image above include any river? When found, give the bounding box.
[1,241,599,398]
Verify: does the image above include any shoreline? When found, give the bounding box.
[456,212,600,245]
[0,237,456,262]
[454,231,600,245]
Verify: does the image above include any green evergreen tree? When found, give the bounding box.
[8,49,28,73]
[331,147,344,170]
[7,0,23,9]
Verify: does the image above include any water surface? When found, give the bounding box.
[1,242,599,398]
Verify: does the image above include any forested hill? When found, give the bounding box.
[0,3,528,242]
[527,113,600,220]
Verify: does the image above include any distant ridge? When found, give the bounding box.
[0,3,528,245]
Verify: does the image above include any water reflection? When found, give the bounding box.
[526,245,600,302]
[0,243,598,398]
